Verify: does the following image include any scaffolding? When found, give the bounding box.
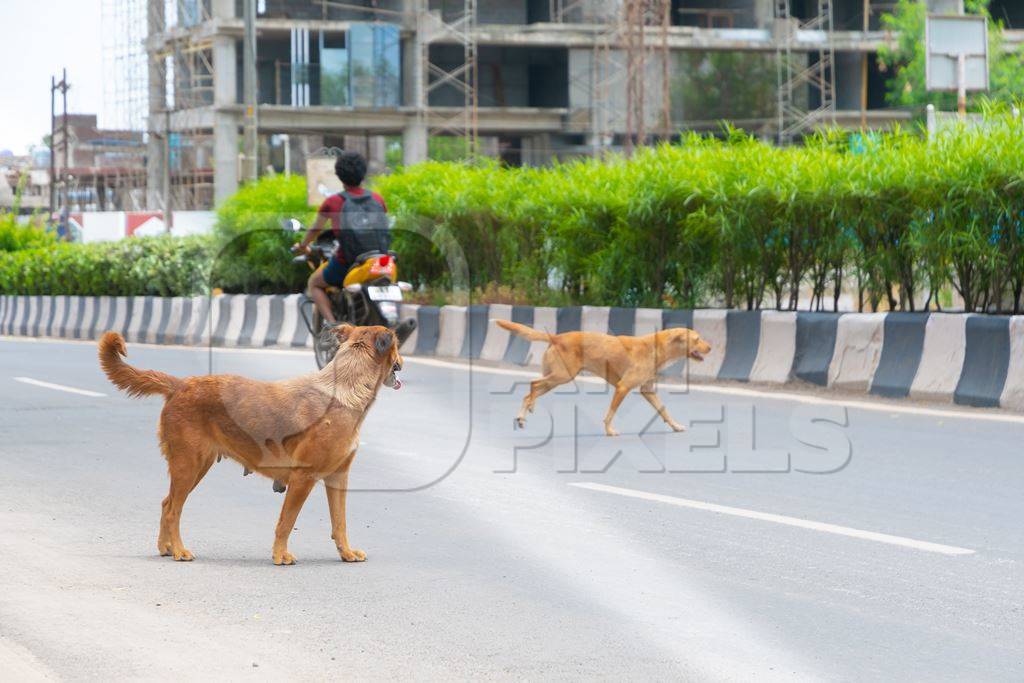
[775,0,837,144]
[148,0,215,210]
[98,0,149,210]
[419,0,479,157]
[554,0,671,156]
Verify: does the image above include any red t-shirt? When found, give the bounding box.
[317,187,387,263]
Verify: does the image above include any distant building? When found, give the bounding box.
[130,0,1024,210]
[51,114,147,212]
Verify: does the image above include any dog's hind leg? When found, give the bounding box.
[516,346,575,428]
[640,384,686,432]
[271,473,316,565]
[516,376,564,428]
[158,433,215,560]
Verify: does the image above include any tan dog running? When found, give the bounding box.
[496,320,712,436]
[98,324,401,565]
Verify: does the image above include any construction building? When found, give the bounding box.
[104,0,1024,210]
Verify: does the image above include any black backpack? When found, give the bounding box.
[338,190,390,261]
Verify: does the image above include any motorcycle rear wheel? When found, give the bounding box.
[311,309,335,370]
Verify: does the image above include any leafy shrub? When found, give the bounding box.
[378,114,1024,313]
[212,174,314,293]
[0,234,215,296]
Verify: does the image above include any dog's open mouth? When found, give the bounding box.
[689,350,705,362]
[384,369,402,390]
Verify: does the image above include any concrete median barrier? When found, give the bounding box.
[479,304,512,362]
[748,311,797,384]
[954,315,1011,408]
[828,312,886,392]
[4,294,1024,413]
[502,305,536,366]
[910,313,970,403]
[870,313,929,398]
[435,305,466,358]
[718,310,761,382]
[1000,316,1024,411]
[690,310,727,381]
[792,312,842,386]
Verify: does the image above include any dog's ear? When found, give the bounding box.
[332,324,355,344]
[373,329,395,357]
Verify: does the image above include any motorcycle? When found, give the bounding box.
[285,218,416,369]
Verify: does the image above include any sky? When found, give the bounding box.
[0,0,105,155]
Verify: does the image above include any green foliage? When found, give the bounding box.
[878,0,1024,111]
[377,115,1024,313]
[0,174,57,253]
[0,234,215,296]
[212,174,315,293]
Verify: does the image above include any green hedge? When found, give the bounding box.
[0,235,215,296]
[4,113,1024,312]
[377,114,1024,313]
[212,174,314,294]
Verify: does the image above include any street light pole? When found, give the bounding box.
[49,76,56,215]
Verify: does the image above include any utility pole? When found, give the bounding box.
[50,70,70,226]
[242,0,258,182]
[164,109,173,232]
[49,76,56,215]
[860,0,869,129]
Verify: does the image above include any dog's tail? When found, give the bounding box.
[496,320,551,343]
[98,331,183,399]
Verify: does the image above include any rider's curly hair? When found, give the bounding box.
[334,151,367,187]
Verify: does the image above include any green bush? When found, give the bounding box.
[0,234,215,296]
[377,114,1024,313]
[212,174,315,293]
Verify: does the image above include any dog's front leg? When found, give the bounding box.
[272,474,316,565]
[325,465,365,562]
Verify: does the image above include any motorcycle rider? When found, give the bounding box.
[291,150,389,328]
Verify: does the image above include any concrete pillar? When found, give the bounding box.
[402,121,428,165]
[146,0,166,210]
[402,0,428,166]
[213,36,237,107]
[214,112,240,205]
[212,25,239,202]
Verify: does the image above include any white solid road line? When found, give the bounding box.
[13,377,106,398]
[569,482,976,556]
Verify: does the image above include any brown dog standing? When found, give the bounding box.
[98,324,401,565]
[496,320,712,436]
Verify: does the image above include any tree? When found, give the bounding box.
[877,0,1024,111]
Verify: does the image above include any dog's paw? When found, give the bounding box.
[669,422,687,433]
[172,547,194,561]
[339,548,366,562]
[604,427,620,437]
[158,540,172,556]
[514,417,525,430]
[273,550,297,565]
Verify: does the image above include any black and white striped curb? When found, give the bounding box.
[0,294,312,351]
[2,296,1022,411]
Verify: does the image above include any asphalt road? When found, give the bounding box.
[1,337,1022,680]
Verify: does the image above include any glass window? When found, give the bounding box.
[348,23,402,108]
[321,47,349,105]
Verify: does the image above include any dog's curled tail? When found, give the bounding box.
[495,320,551,343]
[98,331,183,399]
